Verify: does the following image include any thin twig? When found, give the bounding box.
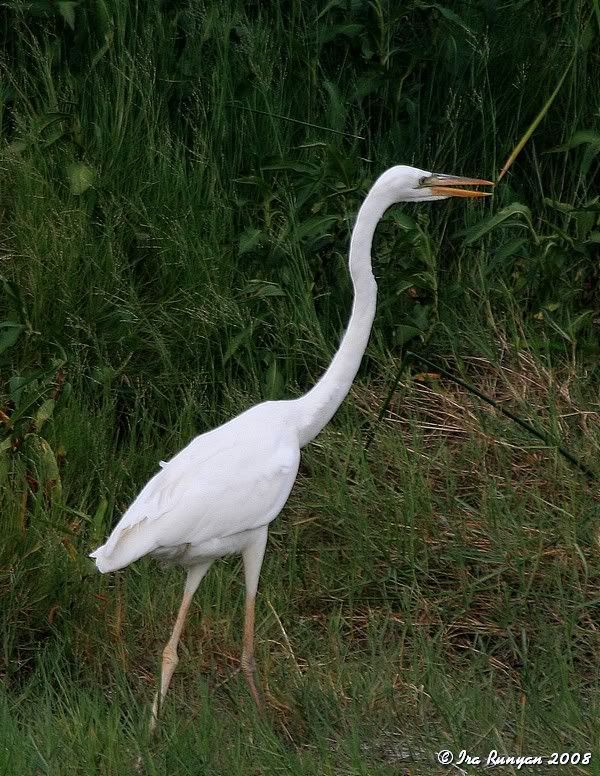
[228,103,365,140]
[365,350,596,481]
[405,351,596,481]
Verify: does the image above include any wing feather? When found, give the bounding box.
[90,401,300,571]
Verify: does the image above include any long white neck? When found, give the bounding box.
[293,182,394,447]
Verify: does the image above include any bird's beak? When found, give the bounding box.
[419,174,494,198]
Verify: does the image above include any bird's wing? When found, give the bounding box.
[98,435,234,553]
[91,402,300,569]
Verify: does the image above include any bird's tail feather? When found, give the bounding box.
[90,522,155,573]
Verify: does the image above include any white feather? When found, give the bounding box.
[90,401,300,572]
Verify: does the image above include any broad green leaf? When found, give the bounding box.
[409,303,431,331]
[295,215,338,241]
[223,323,255,365]
[394,325,422,346]
[317,24,364,47]
[394,280,423,296]
[460,203,532,245]
[0,322,24,355]
[9,375,31,405]
[39,439,61,499]
[548,130,600,177]
[551,129,600,151]
[22,434,62,499]
[391,212,418,231]
[494,237,528,263]
[243,280,286,299]
[543,198,576,213]
[35,399,56,431]
[66,162,95,195]
[239,227,263,255]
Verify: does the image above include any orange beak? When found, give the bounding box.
[420,174,494,198]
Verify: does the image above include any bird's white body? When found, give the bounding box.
[89,165,490,727]
[91,400,300,572]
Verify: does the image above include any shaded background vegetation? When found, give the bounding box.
[0,1,599,773]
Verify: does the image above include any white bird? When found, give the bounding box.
[90,165,491,730]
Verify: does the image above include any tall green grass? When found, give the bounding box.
[1,1,599,773]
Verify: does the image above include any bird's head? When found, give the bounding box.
[374,165,493,203]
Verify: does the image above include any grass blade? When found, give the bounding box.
[497,54,576,181]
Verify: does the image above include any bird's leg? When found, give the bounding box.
[149,562,212,734]
[242,593,261,709]
[241,528,268,712]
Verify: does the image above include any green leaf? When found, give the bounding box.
[295,215,339,241]
[243,280,286,299]
[35,399,56,431]
[460,203,532,245]
[92,497,109,541]
[22,434,62,499]
[9,375,31,405]
[0,446,9,486]
[411,271,437,291]
[57,1,77,29]
[223,323,255,365]
[421,3,472,33]
[391,212,418,231]
[408,303,431,331]
[498,54,575,180]
[0,322,25,355]
[7,140,27,155]
[568,310,594,337]
[66,162,95,195]
[394,325,422,346]
[265,359,284,400]
[317,24,364,47]
[239,227,263,255]
[394,280,422,296]
[92,0,112,38]
[549,129,600,152]
[261,161,319,175]
[1,276,30,326]
[494,238,528,263]
[316,0,364,21]
[548,130,600,177]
